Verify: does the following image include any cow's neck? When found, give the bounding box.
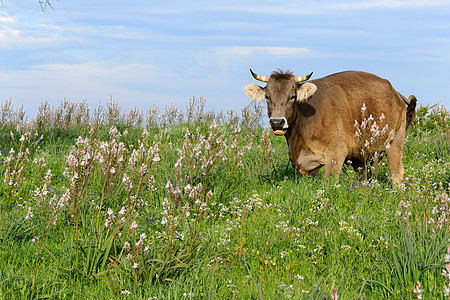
[284,109,325,175]
[284,109,303,161]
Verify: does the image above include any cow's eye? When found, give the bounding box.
[265,95,271,102]
[289,96,296,102]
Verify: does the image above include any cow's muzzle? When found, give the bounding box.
[269,117,288,136]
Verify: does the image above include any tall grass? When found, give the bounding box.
[0,97,448,299]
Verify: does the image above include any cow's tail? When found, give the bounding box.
[405,95,417,128]
[398,92,417,129]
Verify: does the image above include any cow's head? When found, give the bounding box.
[244,69,317,135]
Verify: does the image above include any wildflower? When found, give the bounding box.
[165,181,174,193]
[107,207,114,217]
[44,169,52,181]
[130,221,138,230]
[445,254,450,263]
[174,158,182,169]
[118,207,126,216]
[341,244,352,251]
[361,103,367,112]
[182,202,190,218]
[25,207,33,220]
[56,190,69,209]
[412,281,424,299]
[331,289,338,300]
[295,274,304,281]
[122,173,129,183]
[124,241,130,250]
[121,290,131,296]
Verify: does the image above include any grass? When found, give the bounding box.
[0,98,448,299]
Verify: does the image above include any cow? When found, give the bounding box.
[243,69,417,185]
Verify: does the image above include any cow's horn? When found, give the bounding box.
[250,69,269,82]
[294,72,313,83]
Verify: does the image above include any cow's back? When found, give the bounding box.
[299,71,407,157]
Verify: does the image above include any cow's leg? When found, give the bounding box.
[387,131,406,186]
[324,149,347,178]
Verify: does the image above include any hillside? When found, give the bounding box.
[0,98,448,299]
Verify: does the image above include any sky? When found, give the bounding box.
[0,0,449,117]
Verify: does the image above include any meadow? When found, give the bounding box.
[0,97,448,299]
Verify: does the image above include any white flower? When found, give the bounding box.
[122,173,129,183]
[130,221,138,230]
[182,202,190,218]
[25,207,33,220]
[107,208,114,217]
[174,158,182,168]
[445,287,450,297]
[361,103,367,112]
[118,207,126,216]
[445,254,450,263]
[124,241,130,250]
[295,274,304,281]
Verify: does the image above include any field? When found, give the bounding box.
[0,97,448,299]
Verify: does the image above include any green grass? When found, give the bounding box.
[0,103,448,299]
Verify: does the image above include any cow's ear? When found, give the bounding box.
[296,83,317,102]
[243,84,265,101]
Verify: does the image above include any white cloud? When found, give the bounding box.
[0,61,184,115]
[221,46,312,58]
[331,0,450,10]
[218,0,450,15]
[0,12,64,49]
[0,27,56,49]
[0,14,15,24]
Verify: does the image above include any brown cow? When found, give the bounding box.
[244,69,416,185]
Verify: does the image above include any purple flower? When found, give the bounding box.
[146,218,154,222]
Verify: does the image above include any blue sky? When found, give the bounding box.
[1,0,449,116]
